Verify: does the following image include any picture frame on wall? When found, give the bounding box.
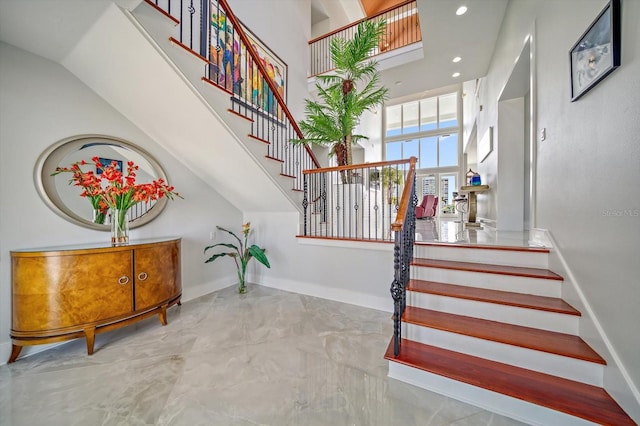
[569,0,621,102]
[96,157,122,174]
[209,4,288,117]
[478,126,493,163]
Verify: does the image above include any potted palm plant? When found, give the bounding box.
[294,19,389,179]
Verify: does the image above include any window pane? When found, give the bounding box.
[419,98,437,131]
[386,141,402,161]
[421,175,436,196]
[439,134,458,167]
[439,93,458,128]
[440,174,457,212]
[386,105,402,137]
[404,139,419,160]
[402,101,419,134]
[419,137,437,168]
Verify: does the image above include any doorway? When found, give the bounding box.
[496,35,534,231]
[417,173,458,219]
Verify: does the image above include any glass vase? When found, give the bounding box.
[111,208,130,245]
[237,267,247,294]
[93,208,106,225]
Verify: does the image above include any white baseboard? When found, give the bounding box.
[0,341,11,366]
[0,340,69,367]
[181,276,236,302]
[545,231,640,422]
[529,228,553,248]
[259,276,392,313]
[477,217,497,229]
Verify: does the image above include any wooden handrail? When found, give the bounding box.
[308,0,416,44]
[218,0,320,168]
[303,158,412,175]
[391,156,417,232]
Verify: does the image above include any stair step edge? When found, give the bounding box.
[402,306,605,364]
[408,279,580,316]
[412,257,563,280]
[385,339,635,426]
[415,241,550,253]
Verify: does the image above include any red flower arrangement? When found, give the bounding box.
[52,156,181,228]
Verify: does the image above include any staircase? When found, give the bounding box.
[60,0,312,215]
[385,242,636,425]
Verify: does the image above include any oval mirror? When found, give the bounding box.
[35,135,170,231]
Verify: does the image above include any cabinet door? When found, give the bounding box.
[134,241,181,312]
[12,250,133,332]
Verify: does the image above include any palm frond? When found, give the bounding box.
[296,19,388,164]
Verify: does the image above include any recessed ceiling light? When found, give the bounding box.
[456,6,467,16]
[452,56,462,63]
[452,72,461,78]
[395,80,402,86]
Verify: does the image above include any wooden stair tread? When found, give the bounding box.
[408,279,580,316]
[412,258,563,280]
[385,339,635,425]
[415,241,550,253]
[403,307,604,364]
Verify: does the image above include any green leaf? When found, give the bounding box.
[216,226,242,246]
[204,242,238,253]
[248,245,270,268]
[204,252,235,263]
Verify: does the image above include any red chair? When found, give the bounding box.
[416,195,437,219]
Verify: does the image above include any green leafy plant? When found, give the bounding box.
[293,19,389,179]
[204,222,270,294]
[381,166,404,204]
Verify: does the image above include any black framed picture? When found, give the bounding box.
[569,0,621,102]
[96,157,123,174]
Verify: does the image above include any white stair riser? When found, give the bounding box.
[407,291,579,334]
[414,245,549,269]
[388,362,598,426]
[411,267,562,298]
[402,323,604,386]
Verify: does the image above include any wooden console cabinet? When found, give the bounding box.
[9,237,181,363]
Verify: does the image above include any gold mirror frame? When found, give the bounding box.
[34,135,169,231]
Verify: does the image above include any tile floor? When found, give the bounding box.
[0,285,526,426]
[414,219,533,247]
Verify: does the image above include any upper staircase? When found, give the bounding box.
[60,0,315,214]
[385,241,636,425]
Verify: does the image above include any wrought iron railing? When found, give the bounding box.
[390,156,417,356]
[301,159,413,241]
[308,0,421,76]
[143,0,320,190]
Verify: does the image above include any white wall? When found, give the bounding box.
[0,42,240,362]
[467,0,640,418]
[244,212,394,313]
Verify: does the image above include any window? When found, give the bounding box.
[384,92,459,168]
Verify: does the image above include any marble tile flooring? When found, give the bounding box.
[0,285,526,426]
[415,219,533,247]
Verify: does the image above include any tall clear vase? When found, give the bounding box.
[111,208,129,245]
[237,266,247,294]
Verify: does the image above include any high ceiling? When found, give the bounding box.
[309,0,509,98]
[359,0,406,17]
[0,0,509,100]
[382,0,509,98]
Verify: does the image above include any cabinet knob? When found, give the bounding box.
[118,276,130,285]
[138,272,148,281]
